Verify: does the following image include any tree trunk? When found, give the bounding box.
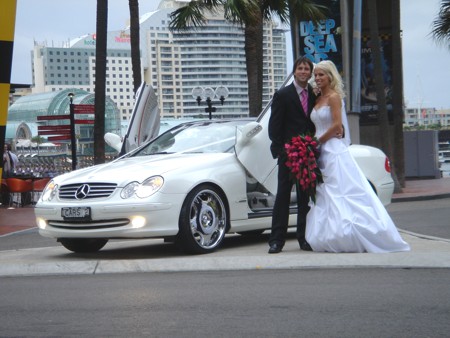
[94,0,108,165]
[367,0,401,192]
[129,0,142,94]
[391,0,405,189]
[244,13,263,117]
[289,2,300,60]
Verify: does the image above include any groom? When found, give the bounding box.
[267,56,316,254]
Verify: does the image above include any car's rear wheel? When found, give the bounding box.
[368,181,377,194]
[178,184,227,254]
[58,238,108,253]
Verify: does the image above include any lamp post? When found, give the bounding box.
[192,86,229,120]
[68,92,77,170]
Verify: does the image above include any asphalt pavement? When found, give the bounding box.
[1,177,450,277]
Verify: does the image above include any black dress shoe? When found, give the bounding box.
[299,240,313,251]
[268,243,283,254]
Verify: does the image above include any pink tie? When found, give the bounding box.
[301,90,308,115]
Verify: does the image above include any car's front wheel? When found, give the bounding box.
[178,184,228,254]
[58,238,108,253]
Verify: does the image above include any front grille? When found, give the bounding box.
[58,182,117,200]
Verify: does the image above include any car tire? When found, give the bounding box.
[177,184,228,254]
[58,238,108,253]
[368,180,377,194]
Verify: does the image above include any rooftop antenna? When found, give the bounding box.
[414,71,424,122]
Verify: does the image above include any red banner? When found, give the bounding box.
[37,115,70,121]
[74,104,95,114]
[74,119,95,124]
[47,135,72,141]
[37,125,71,131]
[38,130,71,136]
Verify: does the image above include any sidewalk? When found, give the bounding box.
[1,177,449,277]
[392,176,450,202]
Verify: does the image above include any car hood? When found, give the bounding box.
[53,153,230,186]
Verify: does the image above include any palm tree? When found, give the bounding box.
[129,0,142,94]
[367,0,402,192]
[32,135,45,155]
[169,0,326,117]
[391,0,405,189]
[93,0,108,165]
[431,0,450,46]
[288,0,328,60]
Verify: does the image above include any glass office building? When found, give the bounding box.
[7,89,121,153]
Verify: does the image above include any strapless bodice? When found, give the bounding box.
[311,105,333,139]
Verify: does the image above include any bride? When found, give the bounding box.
[305,60,410,253]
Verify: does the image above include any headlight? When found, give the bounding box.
[136,176,164,198]
[121,176,164,199]
[41,181,58,202]
[121,182,139,199]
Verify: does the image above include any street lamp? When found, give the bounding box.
[68,92,77,170]
[191,86,229,120]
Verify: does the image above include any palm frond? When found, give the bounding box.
[262,0,289,23]
[169,0,224,32]
[223,0,260,25]
[288,0,329,25]
[431,0,450,47]
[169,6,206,31]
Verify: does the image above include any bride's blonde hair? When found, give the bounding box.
[314,60,345,99]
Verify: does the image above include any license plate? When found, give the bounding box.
[61,207,91,220]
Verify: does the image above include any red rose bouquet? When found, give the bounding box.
[284,134,323,203]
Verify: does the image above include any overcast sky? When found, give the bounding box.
[10,0,450,109]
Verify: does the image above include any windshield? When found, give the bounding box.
[133,120,247,156]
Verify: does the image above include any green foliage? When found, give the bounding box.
[404,124,448,131]
[431,0,450,48]
[31,135,46,144]
[288,0,328,24]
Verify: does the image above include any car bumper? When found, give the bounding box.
[35,198,184,239]
[376,181,395,206]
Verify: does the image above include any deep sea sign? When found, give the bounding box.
[300,19,338,63]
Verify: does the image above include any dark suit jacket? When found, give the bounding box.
[268,82,316,160]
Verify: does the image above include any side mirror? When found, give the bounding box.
[104,133,123,152]
[236,122,263,147]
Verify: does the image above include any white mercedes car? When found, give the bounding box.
[35,82,394,254]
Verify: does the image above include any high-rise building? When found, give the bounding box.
[31,0,287,122]
[32,45,136,122]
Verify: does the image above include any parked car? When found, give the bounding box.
[35,82,394,254]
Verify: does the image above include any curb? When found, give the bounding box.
[0,231,449,278]
[392,192,450,203]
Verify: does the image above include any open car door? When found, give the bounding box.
[235,75,294,195]
[121,82,160,155]
[235,103,278,195]
[104,82,160,155]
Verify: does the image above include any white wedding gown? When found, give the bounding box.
[305,105,410,253]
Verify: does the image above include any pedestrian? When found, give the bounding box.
[305,60,410,252]
[3,143,19,178]
[267,56,317,254]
